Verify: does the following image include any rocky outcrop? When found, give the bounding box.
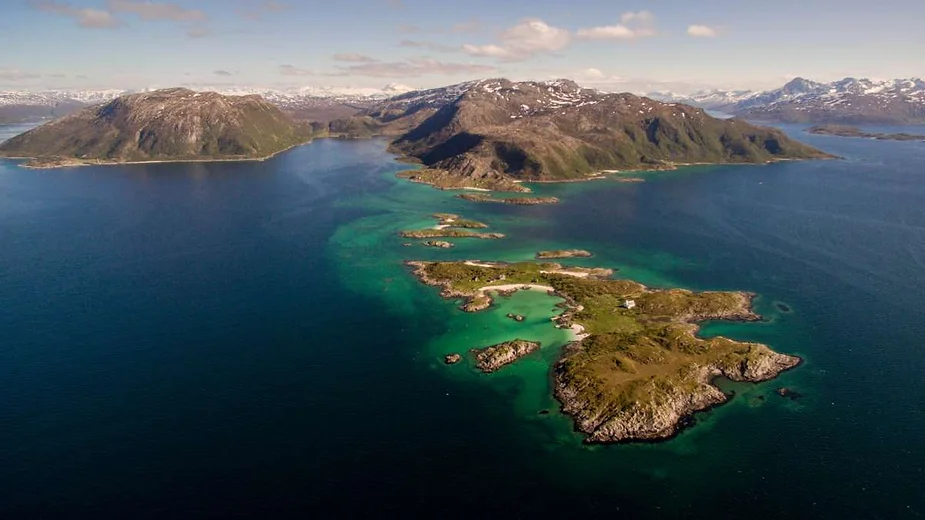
[506,313,526,322]
[471,340,541,373]
[423,240,454,248]
[444,353,462,365]
[457,193,560,205]
[536,249,593,259]
[555,345,801,443]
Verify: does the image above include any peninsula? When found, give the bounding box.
[0,88,313,167]
[407,260,800,443]
[335,78,833,191]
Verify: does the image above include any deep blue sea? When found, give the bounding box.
[1,125,923,518]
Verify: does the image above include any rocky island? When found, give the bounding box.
[0,88,314,167]
[400,213,502,240]
[407,260,801,443]
[472,340,541,373]
[456,193,560,205]
[537,250,594,259]
[808,125,925,141]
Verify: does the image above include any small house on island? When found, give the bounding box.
[623,299,636,309]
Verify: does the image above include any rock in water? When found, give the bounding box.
[444,353,462,365]
[471,340,540,372]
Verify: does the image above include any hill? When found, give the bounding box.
[0,88,313,167]
[340,79,830,191]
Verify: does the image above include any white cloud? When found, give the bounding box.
[31,1,122,28]
[0,69,44,81]
[581,68,605,79]
[687,25,718,38]
[463,18,571,62]
[107,0,207,22]
[279,64,320,76]
[333,58,497,78]
[398,40,458,53]
[332,53,379,63]
[576,10,657,41]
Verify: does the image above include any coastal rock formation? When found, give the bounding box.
[407,259,802,443]
[423,240,454,248]
[399,229,504,240]
[457,193,560,205]
[0,88,313,167]
[333,78,831,191]
[808,125,925,141]
[506,313,526,322]
[444,353,462,365]
[471,340,541,372]
[536,250,593,259]
[555,343,800,443]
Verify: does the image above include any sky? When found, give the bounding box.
[1,0,923,94]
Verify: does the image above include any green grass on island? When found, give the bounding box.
[406,260,801,443]
[399,213,503,240]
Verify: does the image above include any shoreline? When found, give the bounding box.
[406,259,801,443]
[0,140,313,170]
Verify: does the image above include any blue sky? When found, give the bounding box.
[1,0,923,93]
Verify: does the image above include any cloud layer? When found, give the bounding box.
[687,25,718,38]
[463,18,571,61]
[576,11,657,41]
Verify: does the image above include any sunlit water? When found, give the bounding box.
[1,128,923,518]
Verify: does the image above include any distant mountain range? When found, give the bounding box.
[4,77,924,127]
[0,79,829,177]
[649,77,925,124]
[0,84,415,124]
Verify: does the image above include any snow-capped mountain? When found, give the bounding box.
[0,84,418,124]
[0,89,124,107]
[650,77,925,124]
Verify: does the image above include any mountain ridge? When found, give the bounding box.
[0,88,314,167]
[334,78,831,191]
[650,77,925,124]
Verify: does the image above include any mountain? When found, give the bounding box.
[653,77,925,124]
[0,89,124,124]
[339,78,830,191]
[0,88,313,167]
[0,84,416,125]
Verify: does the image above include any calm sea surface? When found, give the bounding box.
[1,127,923,518]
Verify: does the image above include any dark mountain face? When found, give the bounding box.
[0,88,313,166]
[345,78,830,191]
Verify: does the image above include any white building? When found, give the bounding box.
[624,300,636,309]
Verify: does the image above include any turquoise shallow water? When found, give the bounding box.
[1,130,924,518]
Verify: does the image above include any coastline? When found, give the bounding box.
[406,259,801,443]
[0,140,313,170]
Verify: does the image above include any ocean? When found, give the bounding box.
[1,127,923,518]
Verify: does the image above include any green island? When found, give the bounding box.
[432,213,488,229]
[537,249,594,259]
[400,213,502,240]
[457,193,560,205]
[406,260,801,443]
